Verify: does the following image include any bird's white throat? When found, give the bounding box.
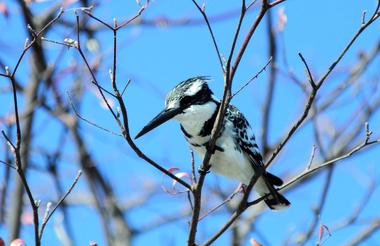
[174,101,217,136]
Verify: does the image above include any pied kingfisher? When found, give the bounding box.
[135,76,290,210]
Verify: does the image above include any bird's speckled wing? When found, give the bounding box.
[226,105,264,171]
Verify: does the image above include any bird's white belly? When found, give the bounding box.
[193,134,254,185]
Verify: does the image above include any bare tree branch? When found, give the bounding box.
[265,4,380,167]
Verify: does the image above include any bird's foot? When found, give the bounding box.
[198,166,210,175]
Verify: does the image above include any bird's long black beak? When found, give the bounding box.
[135,107,182,139]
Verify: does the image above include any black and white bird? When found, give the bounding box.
[135,76,290,210]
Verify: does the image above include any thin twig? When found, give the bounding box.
[40,202,52,232]
[265,5,380,167]
[202,210,242,246]
[191,0,225,73]
[39,170,82,239]
[198,189,240,221]
[247,0,259,10]
[91,80,117,98]
[0,160,16,169]
[362,10,367,25]
[225,0,247,76]
[67,92,123,136]
[117,5,147,30]
[268,0,287,7]
[283,139,380,191]
[1,130,16,150]
[41,37,77,49]
[298,53,316,89]
[306,145,317,170]
[73,13,120,124]
[187,191,194,211]
[82,9,114,30]
[121,79,132,97]
[231,57,272,98]
[345,219,380,246]
[12,8,64,78]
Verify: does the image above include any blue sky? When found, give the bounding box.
[1,0,380,245]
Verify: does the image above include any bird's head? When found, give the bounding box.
[135,76,214,139]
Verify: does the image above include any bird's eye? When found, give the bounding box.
[180,96,193,106]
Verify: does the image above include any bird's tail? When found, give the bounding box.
[257,172,290,210]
